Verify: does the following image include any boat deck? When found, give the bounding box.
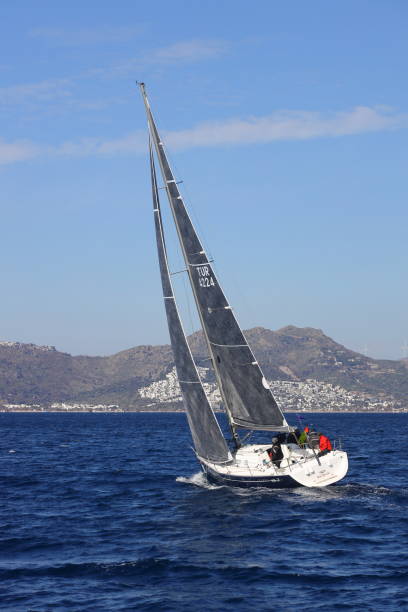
[200,443,348,487]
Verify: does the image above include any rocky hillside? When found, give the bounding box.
[0,327,407,408]
[188,326,408,400]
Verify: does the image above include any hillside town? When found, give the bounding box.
[138,367,406,412]
[0,341,57,352]
[3,366,404,412]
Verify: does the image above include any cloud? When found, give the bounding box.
[91,39,228,79]
[0,78,72,106]
[29,26,144,46]
[0,132,147,165]
[1,106,406,166]
[164,106,408,149]
[0,139,40,165]
[149,39,228,63]
[54,132,146,157]
[0,39,227,107]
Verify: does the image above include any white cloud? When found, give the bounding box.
[0,39,227,107]
[92,39,228,79]
[164,106,407,149]
[149,39,228,63]
[0,132,147,165]
[0,139,40,165]
[1,106,406,166]
[29,26,144,46]
[0,78,72,105]
[54,132,146,157]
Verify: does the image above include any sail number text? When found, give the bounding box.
[197,266,215,288]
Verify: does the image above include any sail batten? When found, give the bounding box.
[141,83,288,432]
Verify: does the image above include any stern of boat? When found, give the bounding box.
[288,449,348,487]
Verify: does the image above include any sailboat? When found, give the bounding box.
[139,83,348,488]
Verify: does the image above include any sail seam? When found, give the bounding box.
[188,261,214,267]
[210,342,248,348]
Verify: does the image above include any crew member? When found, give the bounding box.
[298,426,309,446]
[268,437,284,468]
[286,428,301,444]
[308,428,320,449]
[318,432,332,456]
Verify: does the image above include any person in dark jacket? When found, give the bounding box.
[307,428,320,449]
[267,437,284,468]
[318,433,332,456]
[286,428,301,444]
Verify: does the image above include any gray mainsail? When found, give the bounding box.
[149,139,231,464]
[140,83,289,433]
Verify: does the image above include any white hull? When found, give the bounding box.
[200,443,348,488]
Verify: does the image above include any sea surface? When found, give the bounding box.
[1,412,407,611]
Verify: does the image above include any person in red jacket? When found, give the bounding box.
[318,433,332,456]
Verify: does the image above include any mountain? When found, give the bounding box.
[0,341,173,408]
[0,327,407,409]
[189,326,407,400]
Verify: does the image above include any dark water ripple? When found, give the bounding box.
[1,412,408,611]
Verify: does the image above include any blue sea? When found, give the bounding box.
[1,412,408,611]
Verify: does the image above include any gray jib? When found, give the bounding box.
[144,92,287,431]
[150,142,231,464]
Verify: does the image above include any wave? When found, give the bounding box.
[175,472,276,495]
[2,557,408,583]
[175,473,408,511]
[1,474,41,487]
[176,471,222,490]
[334,482,408,500]
[3,413,408,611]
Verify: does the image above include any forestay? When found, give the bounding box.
[149,140,231,464]
[141,84,289,432]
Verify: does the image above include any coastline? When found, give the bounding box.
[1,409,406,414]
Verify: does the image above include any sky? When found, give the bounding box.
[1,0,407,360]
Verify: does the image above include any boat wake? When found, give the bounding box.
[176,472,222,490]
[339,482,408,501]
[286,481,408,509]
[176,474,408,506]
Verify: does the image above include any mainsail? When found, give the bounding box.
[149,139,231,464]
[141,83,289,432]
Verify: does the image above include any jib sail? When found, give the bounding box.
[149,138,231,464]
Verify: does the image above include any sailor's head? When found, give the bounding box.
[272,437,278,443]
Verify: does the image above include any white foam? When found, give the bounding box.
[176,471,222,490]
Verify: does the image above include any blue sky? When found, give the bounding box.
[1,0,407,359]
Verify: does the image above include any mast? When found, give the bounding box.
[148,136,231,464]
[139,83,290,435]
